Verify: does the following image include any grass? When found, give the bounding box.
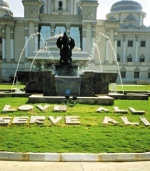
[0,97,150,153]
[0,84,25,90]
[114,85,150,91]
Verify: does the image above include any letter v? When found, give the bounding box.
[48,116,62,124]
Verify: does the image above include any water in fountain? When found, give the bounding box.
[89,32,124,94]
[29,42,54,72]
[11,32,45,91]
[15,79,22,93]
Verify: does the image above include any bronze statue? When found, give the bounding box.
[56,32,75,64]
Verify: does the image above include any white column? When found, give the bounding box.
[123,41,126,62]
[92,37,95,47]
[25,36,29,57]
[47,0,50,14]
[66,0,69,11]
[28,21,35,56]
[66,25,70,36]
[70,1,73,14]
[50,25,55,36]
[6,26,11,62]
[82,26,86,51]
[105,39,109,62]
[114,40,117,61]
[47,0,49,13]
[35,36,38,51]
[2,38,6,59]
[109,28,114,64]
[10,39,14,60]
[53,0,55,11]
[86,23,92,54]
[135,41,139,62]
[83,37,86,51]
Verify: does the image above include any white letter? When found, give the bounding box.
[36,105,50,111]
[18,105,33,111]
[0,117,11,125]
[103,116,119,125]
[65,116,81,125]
[48,116,62,124]
[12,117,28,124]
[30,116,45,124]
[2,105,16,112]
[140,117,150,126]
[121,117,139,126]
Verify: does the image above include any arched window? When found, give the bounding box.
[134,67,140,79]
[127,54,133,62]
[139,54,145,62]
[121,67,126,78]
[148,69,150,79]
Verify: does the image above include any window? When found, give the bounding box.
[39,26,51,48]
[70,27,80,48]
[148,72,150,79]
[55,26,65,35]
[128,40,133,47]
[127,58,132,62]
[139,54,145,62]
[40,4,44,13]
[127,54,132,62]
[117,40,121,47]
[140,58,145,62]
[117,53,120,62]
[134,72,139,78]
[121,71,126,78]
[140,41,146,47]
[117,57,120,62]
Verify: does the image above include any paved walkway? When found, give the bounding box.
[0,161,150,171]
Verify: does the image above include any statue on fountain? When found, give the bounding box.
[56,32,75,64]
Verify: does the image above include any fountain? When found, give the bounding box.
[16,31,119,105]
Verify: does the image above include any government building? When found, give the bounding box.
[0,0,150,84]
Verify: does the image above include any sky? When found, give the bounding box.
[7,0,150,26]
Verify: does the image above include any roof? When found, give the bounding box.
[110,0,142,12]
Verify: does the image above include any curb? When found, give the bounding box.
[0,152,150,162]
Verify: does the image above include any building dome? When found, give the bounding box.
[0,0,13,17]
[110,0,142,12]
[0,0,9,8]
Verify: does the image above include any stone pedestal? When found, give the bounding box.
[55,64,78,76]
[43,72,56,96]
[93,72,118,94]
[80,71,94,97]
[17,71,56,94]
[55,76,81,96]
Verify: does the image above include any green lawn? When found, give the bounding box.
[0,97,150,153]
[0,84,25,90]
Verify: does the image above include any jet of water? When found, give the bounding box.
[11,32,44,91]
[99,32,124,93]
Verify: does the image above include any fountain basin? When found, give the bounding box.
[17,71,118,97]
[28,94,114,105]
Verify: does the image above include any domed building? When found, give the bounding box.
[95,0,150,83]
[0,0,150,84]
[0,0,13,17]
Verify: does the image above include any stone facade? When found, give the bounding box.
[0,0,150,84]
